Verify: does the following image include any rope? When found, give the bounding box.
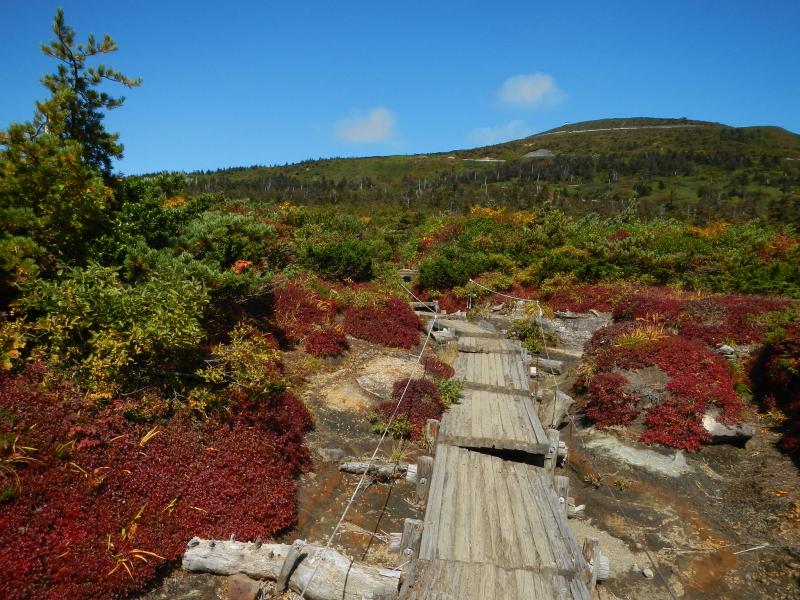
[467,278,536,302]
[298,287,438,598]
[468,279,679,600]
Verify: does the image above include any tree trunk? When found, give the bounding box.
[182,538,401,600]
[339,461,407,480]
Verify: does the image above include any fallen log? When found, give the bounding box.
[182,537,401,600]
[339,461,407,480]
[536,357,564,375]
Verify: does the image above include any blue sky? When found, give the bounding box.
[2,1,799,174]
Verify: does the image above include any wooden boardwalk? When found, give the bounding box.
[405,318,590,600]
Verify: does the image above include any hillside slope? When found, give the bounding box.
[186,117,800,224]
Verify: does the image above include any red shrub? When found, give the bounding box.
[304,327,349,357]
[544,284,635,313]
[508,283,537,299]
[640,399,709,452]
[437,292,468,314]
[343,297,421,348]
[419,223,462,252]
[583,329,743,451]
[0,366,311,600]
[614,290,787,346]
[585,372,639,426]
[422,355,454,379]
[678,295,787,345]
[273,281,337,342]
[613,290,686,323]
[377,378,445,439]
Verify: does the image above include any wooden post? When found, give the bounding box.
[557,440,568,466]
[398,559,418,599]
[554,475,570,518]
[581,536,600,590]
[405,463,418,483]
[398,519,424,598]
[544,429,560,478]
[399,518,424,560]
[424,419,440,447]
[277,539,305,592]
[416,456,434,505]
[596,553,610,582]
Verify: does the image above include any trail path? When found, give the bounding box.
[404,318,591,599]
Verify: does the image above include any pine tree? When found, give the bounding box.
[39,8,141,175]
[0,10,140,299]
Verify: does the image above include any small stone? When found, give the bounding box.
[634,542,644,550]
[702,410,755,443]
[717,344,735,355]
[228,573,261,600]
[317,447,347,462]
[632,563,641,573]
[642,567,654,579]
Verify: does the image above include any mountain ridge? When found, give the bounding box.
[184,116,800,224]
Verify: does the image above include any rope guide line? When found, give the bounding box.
[298,285,438,598]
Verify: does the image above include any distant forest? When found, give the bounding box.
[186,145,800,225]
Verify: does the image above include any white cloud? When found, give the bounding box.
[498,73,564,108]
[334,107,397,143]
[470,120,531,145]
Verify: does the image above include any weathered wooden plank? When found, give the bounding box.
[512,462,558,572]
[493,453,523,568]
[524,465,585,573]
[468,449,483,564]
[502,461,540,569]
[480,563,497,600]
[460,379,532,398]
[437,446,460,560]
[448,448,474,562]
[413,316,591,600]
[419,445,446,560]
[407,561,591,600]
[526,468,571,573]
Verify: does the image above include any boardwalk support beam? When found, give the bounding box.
[554,475,570,518]
[398,519,424,599]
[581,536,600,590]
[400,518,424,560]
[425,419,440,447]
[544,428,560,478]
[416,456,434,505]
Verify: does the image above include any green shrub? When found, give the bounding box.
[300,238,374,281]
[179,211,277,269]
[437,378,464,406]
[508,318,544,354]
[19,263,208,392]
[370,412,413,438]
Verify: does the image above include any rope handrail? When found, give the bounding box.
[299,285,438,598]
